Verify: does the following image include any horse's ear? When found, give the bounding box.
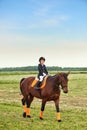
[67,71,70,76]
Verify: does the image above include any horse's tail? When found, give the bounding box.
[20,78,25,94]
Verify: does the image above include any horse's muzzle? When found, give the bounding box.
[63,90,68,93]
[63,87,68,93]
[61,85,68,94]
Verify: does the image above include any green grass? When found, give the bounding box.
[0,71,87,130]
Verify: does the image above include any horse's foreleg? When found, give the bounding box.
[54,99,61,122]
[21,97,26,118]
[40,100,46,120]
[26,96,34,118]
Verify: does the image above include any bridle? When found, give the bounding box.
[61,85,67,90]
[53,73,68,89]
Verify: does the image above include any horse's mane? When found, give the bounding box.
[47,73,59,81]
[48,72,67,81]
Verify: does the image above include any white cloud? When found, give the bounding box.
[41,15,69,28]
[0,21,38,30]
[33,0,51,17]
[44,18,58,26]
[59,15,69,21]
[34,6,49,16]
[0,14,69,30]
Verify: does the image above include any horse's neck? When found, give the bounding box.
[48,74,60,87]
[53,74,59,82]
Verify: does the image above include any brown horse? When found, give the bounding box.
[20,72,70,122]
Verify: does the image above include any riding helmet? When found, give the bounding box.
[39,57,45,62]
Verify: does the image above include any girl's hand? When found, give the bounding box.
[43,73,46,76]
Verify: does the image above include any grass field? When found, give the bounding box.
[0,71,87,130]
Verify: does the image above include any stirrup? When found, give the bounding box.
[35,86,41,90]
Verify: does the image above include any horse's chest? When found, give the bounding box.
[47,93,59,101]
[53,93,59,99]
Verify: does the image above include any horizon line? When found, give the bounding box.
[0,65,87,69]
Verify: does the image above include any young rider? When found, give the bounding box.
[35,57,48,89]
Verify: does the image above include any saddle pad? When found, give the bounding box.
[31,79,38,87]
[31,76,48,89]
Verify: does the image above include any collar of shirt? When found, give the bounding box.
[41,64,44,66]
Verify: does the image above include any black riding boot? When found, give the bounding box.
[35,81,41,89]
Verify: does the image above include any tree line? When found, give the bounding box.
[0,66,87,71]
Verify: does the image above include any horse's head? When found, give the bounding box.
[58,72,70,93]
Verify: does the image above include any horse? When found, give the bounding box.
[20,72,70,122]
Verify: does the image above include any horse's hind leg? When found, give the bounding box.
[26,95,34,118]
[21,97,26,118]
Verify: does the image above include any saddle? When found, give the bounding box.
[31,76,48,89]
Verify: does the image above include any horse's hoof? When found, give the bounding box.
[40,117,43,120]
[23,112,26,118]
[27,115,31,118]
[58,120,62,122]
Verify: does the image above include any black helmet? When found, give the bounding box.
[39,57,45,62]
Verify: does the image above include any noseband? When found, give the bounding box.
[61,85,67,90]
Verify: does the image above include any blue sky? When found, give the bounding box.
[0,0,87,67]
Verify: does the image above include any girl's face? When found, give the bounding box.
[40,60,45,64]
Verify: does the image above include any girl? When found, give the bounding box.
[35,57,48,89]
